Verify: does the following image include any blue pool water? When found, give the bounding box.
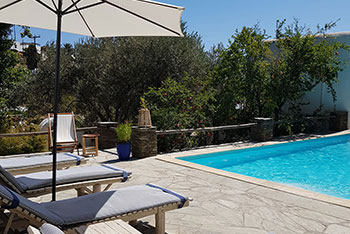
[178,134,350,199]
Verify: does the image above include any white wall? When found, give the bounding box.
[301,32,350,128]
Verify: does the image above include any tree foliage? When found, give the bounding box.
[213,26,273,125]
[144,75,216,130]
[21,26,211,125]
[213,20,348,125]
[73,32,210,124]
[10,19,348,138]
[270,19,347,119]
[0,23,29,132]
[144,75,216,152]
[14,43,77,118]
[23,44,39,70]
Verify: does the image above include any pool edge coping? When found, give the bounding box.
[156,130,350,209]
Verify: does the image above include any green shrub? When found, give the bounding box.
[114,122,132,144]
[144,75,216,153]
[144,75,216,131]
[0,117,47,156]
[0,136,46,156]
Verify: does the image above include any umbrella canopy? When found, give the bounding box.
[0,0,184,201]
[0,0,184,37]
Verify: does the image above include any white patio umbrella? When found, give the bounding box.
[0,0,184,201]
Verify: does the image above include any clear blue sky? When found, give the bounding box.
[12,0,350,50]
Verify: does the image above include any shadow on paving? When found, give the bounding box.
[0,221,163,234]
[133,221,169,234]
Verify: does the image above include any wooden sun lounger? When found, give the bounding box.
[1,153,86,175]
[6,204,186,234]
[8,159,87,175]
[24,176,129,197]
[0,184,191,234]
[0,165,131,197]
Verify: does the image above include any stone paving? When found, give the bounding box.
[27,143,350,234]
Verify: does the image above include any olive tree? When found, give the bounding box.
[72,30,211,124]
[19,25,212,125]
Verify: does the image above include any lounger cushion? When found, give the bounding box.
[42,184,188,226]
[15,165,131,191]
[40,223,64,234]
[0,185,64,225]
[0,153,84,170]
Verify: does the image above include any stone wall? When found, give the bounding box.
[251,118,274,142]
[329,111,348,131]
[97,122,118,149]
[131,126,157,158]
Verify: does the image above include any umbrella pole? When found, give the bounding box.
[52,0,63,202]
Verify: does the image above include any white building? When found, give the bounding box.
[11,41,42,54]
[301,32,350,128]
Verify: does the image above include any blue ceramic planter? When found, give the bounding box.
[116,143,131,161]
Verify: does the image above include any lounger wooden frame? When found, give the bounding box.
[28,220,142,234]
[25,176,129,197]
[74,220,142,234]
[7,159,87,175]
[0,196,191,234]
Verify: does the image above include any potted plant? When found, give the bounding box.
[138,97,152,127]
[114,122,132,161]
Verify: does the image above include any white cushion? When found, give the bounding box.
[40,223,64,234]
[27,226,41,234]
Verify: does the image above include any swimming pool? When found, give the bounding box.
[178,134,350,199]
